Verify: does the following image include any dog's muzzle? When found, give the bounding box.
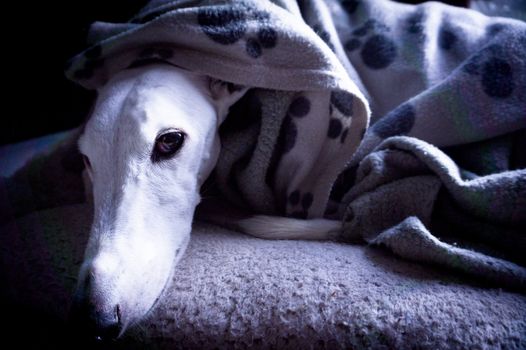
[69,275,122,344]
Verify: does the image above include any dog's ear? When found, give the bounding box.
[209,78,249,123]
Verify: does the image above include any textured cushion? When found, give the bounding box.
[1,203,525,349]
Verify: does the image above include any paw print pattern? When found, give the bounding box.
[328,90,358,143]
[198,6,247,45]
[462,44,515,99]
[328,118,343,139]
[289,96,311,118]
[288,190,314,219]
[265,95,311,188]
[438,27,458,51]
[198,5,277,59]
[373,103,416,138]
[406,11,425,35]
[281,96,312,154]
[246,12,278,58]
[344,19,397,70]
[331,90,354,117]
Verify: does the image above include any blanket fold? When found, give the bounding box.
[64,0,526,290]
[341,137,526,290]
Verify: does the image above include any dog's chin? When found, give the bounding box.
[131,231,191,328]
[71,228,191,341]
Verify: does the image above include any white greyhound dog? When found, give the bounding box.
[72,62,340,341]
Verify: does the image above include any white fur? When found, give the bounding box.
[76,63,341,336]
[238,215,341,241]
[76,64,246,333]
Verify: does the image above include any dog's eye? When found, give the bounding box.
[152,131,185,162]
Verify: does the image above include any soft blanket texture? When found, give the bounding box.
[64,0,526,289]
[1,172,525,348]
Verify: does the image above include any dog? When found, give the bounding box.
[71,62,340,341]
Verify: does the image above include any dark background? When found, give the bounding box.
[2,0,148,146]
[2,0,467,146]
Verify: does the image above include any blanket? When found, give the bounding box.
[65,0,526,291]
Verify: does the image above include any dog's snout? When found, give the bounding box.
[70,269,123,343]
[70,295,122,343]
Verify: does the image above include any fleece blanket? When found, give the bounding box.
[65,0,526,291]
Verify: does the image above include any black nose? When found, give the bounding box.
[69,296,122,344]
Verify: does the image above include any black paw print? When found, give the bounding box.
[344,19,397,70]
[244,11,278,58]
[198,5,247,45]
[462,44,515,99]
[328,90,359,143]
[288,190,314,219]
[372,103,416,138]
[406,11,425,35]
[275,96,312,157]
[198,5,277,59]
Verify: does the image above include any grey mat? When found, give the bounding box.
[1,203,525,349]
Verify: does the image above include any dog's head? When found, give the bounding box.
[71,63,246,340]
